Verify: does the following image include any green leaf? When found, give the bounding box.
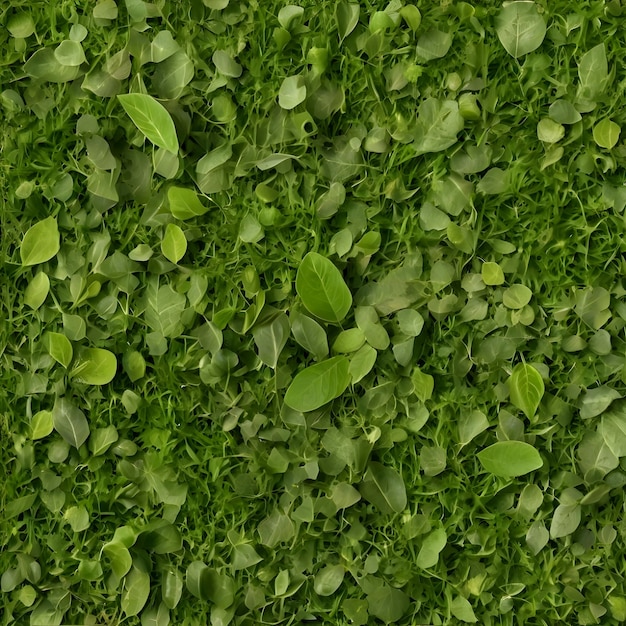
[593,119,621,149]
[478,441,543,477]
[509,363,545,419]
[52,398,90,449]
[284,356,351,412]
[458,410,489,446]
[253,313,290,369]
[24,271,50,309]
[550,503,582,539]
[412,367,434,403]
[348,344,377,384]
[450,596,478,623]
[31,410,54,440]
[161,223,187,263]
[54,40,86,66]
[71,348,117,385]
[314,565,345,596]
[396,309,424,336]
[118,93,179,153]
[336,3,360,42]
[599,403,626,457]
[162,568,183,609]
[416,528,447,568]
[257,511,295,548]
[290,311,329,360]
[413,98,464,155]
[416,29,453,62]
[580,386,621,419]
[167,186,209,220]
[121,566,151,617]
[89,425,119,456]
[186,561,211,600]
[359,462,407,514]
[145,281,186,338]
[577,44,608,104]
[212,50,242,78]
[44,332,73,368]
[278,76,306,110]
[496,2,546,58]
[481,262,505,286]
[296,252,352,323]
[503,284,532,309]
[20,217,60,266]
[140,603,170,626]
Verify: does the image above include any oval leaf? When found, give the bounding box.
[278,76,306,110]
[496,2,546,58]
[71,348,117,385]
[167,186,209,220]
[593,118,621,150]
[284,356,350,412]
[314,565,345,596]
[416,528,447,569]
[118,93,179,153]
[20,217,60,266]
[478,441,543,477]
[44,332,73,368]
[161,223,187,263]
[52,398,90,449]
[359,461,407,514]
[509,363,544,419]
[296,252,352,323]
[121,566,151,617]
[24,271,50,309]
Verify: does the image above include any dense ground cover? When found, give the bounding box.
[2,0,626,624]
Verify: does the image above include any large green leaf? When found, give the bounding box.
[71,348,117,385]
[52,398,90,449]
[478,441,543,477]
[118,93,179,153]
[413,98,464,156]
[508,363,544,419]
[359,462,407,514]
[295,252,352,323]
[284,356,350,412]
[496,2,546,58]
[20,217,60,266]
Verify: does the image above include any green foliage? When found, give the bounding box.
[3,1,626,624]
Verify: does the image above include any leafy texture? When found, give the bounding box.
[296,252,352,322]
[52,398,90,448]
[359,462,407,514]
[20,217,60,266]
[496,2,547,58]
[118,93,179,153]
[413,98,464,156]
[478,441,543,477]
[284,356,350,412]
[509,363,545,419]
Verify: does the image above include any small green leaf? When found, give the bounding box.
[24,271,50,309]
[314,565,345,596]
[103,542,132,579]
[413,98,464,156]
[481,262,505,286]
[52,398,90,449]
[31,410,54,440]
[278,76,306,110]
[450,596,478,623]
[167,186,209,220]
[118,93,179,153]
[509,363,545,419]
[296,252,352,323]
[71,348,117,385]
[253,313,290,369]
[550,503,582,539]
[161,223,187,263]
[348,344,377,384]
[503,284,532,309]
[121,566,151,617]
[290,311,329,360]
[162,568,183,609]
[416,528,447,569]
[257,511,295,548]
[54,40,86,66]
[537,118,565,143]
[412,367,434,403]
[284,356,351,412]
[336,3,360,42]
[44,332,73,368]
[396,309,424,336]
[496,2,546,58]
[89,425,119,456]
[20,217,60,266]
[478,441,543,477]
[593,118,621,149]
[359,462,407,514]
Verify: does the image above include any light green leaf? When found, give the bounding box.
[396,309,424,336]
[336,3,360,42]
[412,367,434,403]
[278,76,306,110]
[296,252,352,323]
[118,93,179,153]
[450,596,478,623]
[24,271,50,309]
[153,51,195,99]
[20,217,60,266]
[416,29,453,62]
[52,398,90,448]
[509,363,545,419]
[359,462,407,514]
[89,425,119,456]
[140,603,170,626]
[458,410,489,446]
[478,441,543,477]
[284,356,351,412]
[54,40,86,66]
[121,566,151,617]
[162,568,183,609]
[71,348,117,385]
[481,262,505,286]
[550,503,582,539]
[503,284,532,309]
[599,402,626,457]
[580,386,621,419]
[212,50,242,78]
[593,119,621,149]
[413,98,464,156]
[348,344,377,384]
[537,118,565,143]
[496,2,546,58]
[252,313,290,369]
[186,562,211,600]
[161,223,187,264]
[31,410,54,440]
[548,100,581,125]
[167,186,209,220]
[44,332,73,368]
[332,328,366,353]
[577,44,608,104]
[416,528,447,568]
[314,565,345,596]
[330,483,361,509]
[257,511,295,548]
[145,281,186,338]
